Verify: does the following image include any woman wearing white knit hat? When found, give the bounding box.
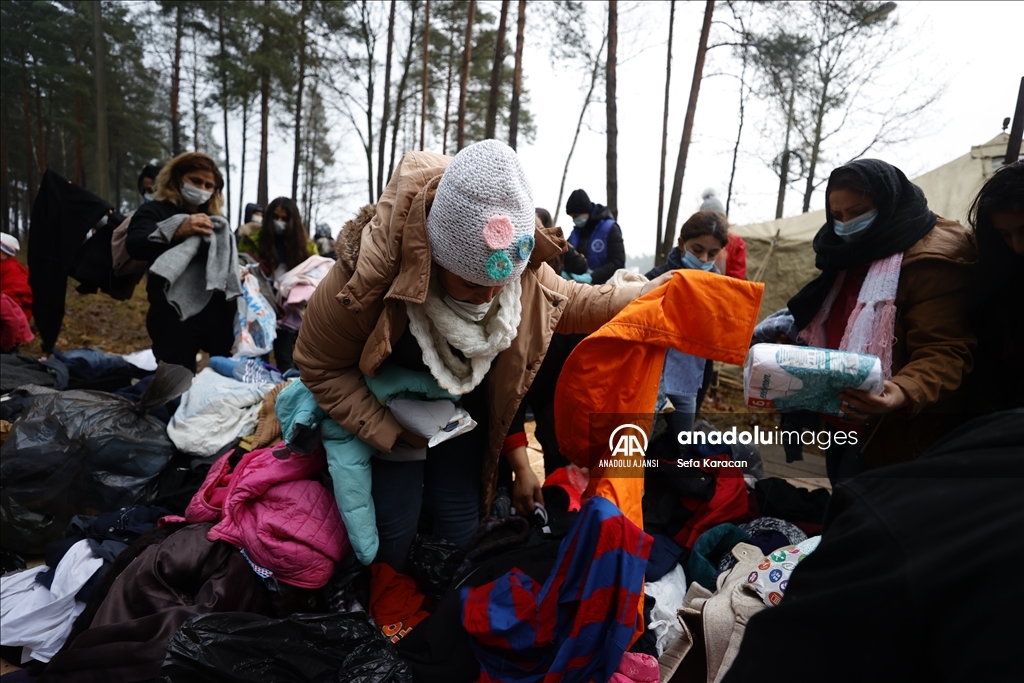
[294,140,670,570]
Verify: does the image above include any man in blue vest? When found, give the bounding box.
[565,189,626,285]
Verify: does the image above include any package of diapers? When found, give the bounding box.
[743,343,884,415]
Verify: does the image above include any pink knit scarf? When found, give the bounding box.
[798,252,903,379]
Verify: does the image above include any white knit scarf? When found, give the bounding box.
[406,278,523,395]
[799,252,903,379]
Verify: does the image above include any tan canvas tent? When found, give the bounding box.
[718,133,1011,383]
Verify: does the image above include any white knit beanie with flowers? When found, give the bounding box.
[426,139,536,286]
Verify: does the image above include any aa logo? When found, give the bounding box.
[591,238,606,253]
[609,424,648,458]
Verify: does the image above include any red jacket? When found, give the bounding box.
[725,233,747,279]
[0,257,32,320]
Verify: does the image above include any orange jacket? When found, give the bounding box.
[554,268,764,529]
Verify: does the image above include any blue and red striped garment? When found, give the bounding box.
[462,496,653,683]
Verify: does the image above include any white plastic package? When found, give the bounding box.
[381,398,478,461]
[743,343,884,415]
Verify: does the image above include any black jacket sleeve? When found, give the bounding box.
[645,261,671,280]
[125,201,176,263]
[589,223,626,285]
[561,244,589,275]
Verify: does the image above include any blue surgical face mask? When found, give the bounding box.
[833,209,878,242]
[572,215,588,228]
[142,193,154,202]
[682,249,716,271]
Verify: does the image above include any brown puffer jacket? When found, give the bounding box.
[293,151,644,510]
[865,216,978,464]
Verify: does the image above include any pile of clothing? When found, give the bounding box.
[1,267,832,683]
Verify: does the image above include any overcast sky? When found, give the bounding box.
[247,0,1023,258]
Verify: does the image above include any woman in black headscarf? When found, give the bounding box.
[787,159,976,481]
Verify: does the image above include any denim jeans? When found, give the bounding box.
[666,393,697,436]
[371,426,484,571]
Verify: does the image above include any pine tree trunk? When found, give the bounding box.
[655,0,675,264]
[73,93,84,185]
[662,0,713,257]
[508,0,525,149]
[389,0,419,181]
[443,47,454,155]
[801,80,829,213]
[171,6,183,157]
[420,0,430,150]
[377,0,396,197]
[114,148,121,209]
[218,7,232,223]
[257,0,270,207]
[556,33,606,221]
[34,81,47,179]
[20,47,36,204]
[292,2,308,201]
[775,83,797,219]
[360,1,376,205]
[93,1,109,200]
[238,96,249,223]
[191,35,200,150]
[605,0,618,218]
[1,102,9,234]
[485,0,509,140]
[455,0,476,151]
[726,47,749,216]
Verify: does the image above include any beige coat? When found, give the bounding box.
[293,151,643,510]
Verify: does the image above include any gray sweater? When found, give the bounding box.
[148,214,242,321]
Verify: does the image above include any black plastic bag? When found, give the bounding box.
[1,547,26,575]
[0,364,193,554]
[161,611,413,683]
[407,535,465,602]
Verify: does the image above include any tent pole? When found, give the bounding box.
[1005,76,1024,164]
[752,229,781,283]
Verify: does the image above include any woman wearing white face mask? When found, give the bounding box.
[787,159,976,481]
[238,196,317,281]
[237,196,319,371]
[125,152,235,372]
[646,210,729,437]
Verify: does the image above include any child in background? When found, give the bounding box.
[1,233,34,351]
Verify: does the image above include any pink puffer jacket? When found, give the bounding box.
[188,443,348,589]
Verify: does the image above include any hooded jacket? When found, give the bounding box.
[293,150,644,512]
[179,442,349,589]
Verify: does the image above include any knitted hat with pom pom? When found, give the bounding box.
[427,140,536,286]
[699,188,726,215]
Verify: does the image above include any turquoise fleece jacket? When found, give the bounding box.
[276,363,457,564]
